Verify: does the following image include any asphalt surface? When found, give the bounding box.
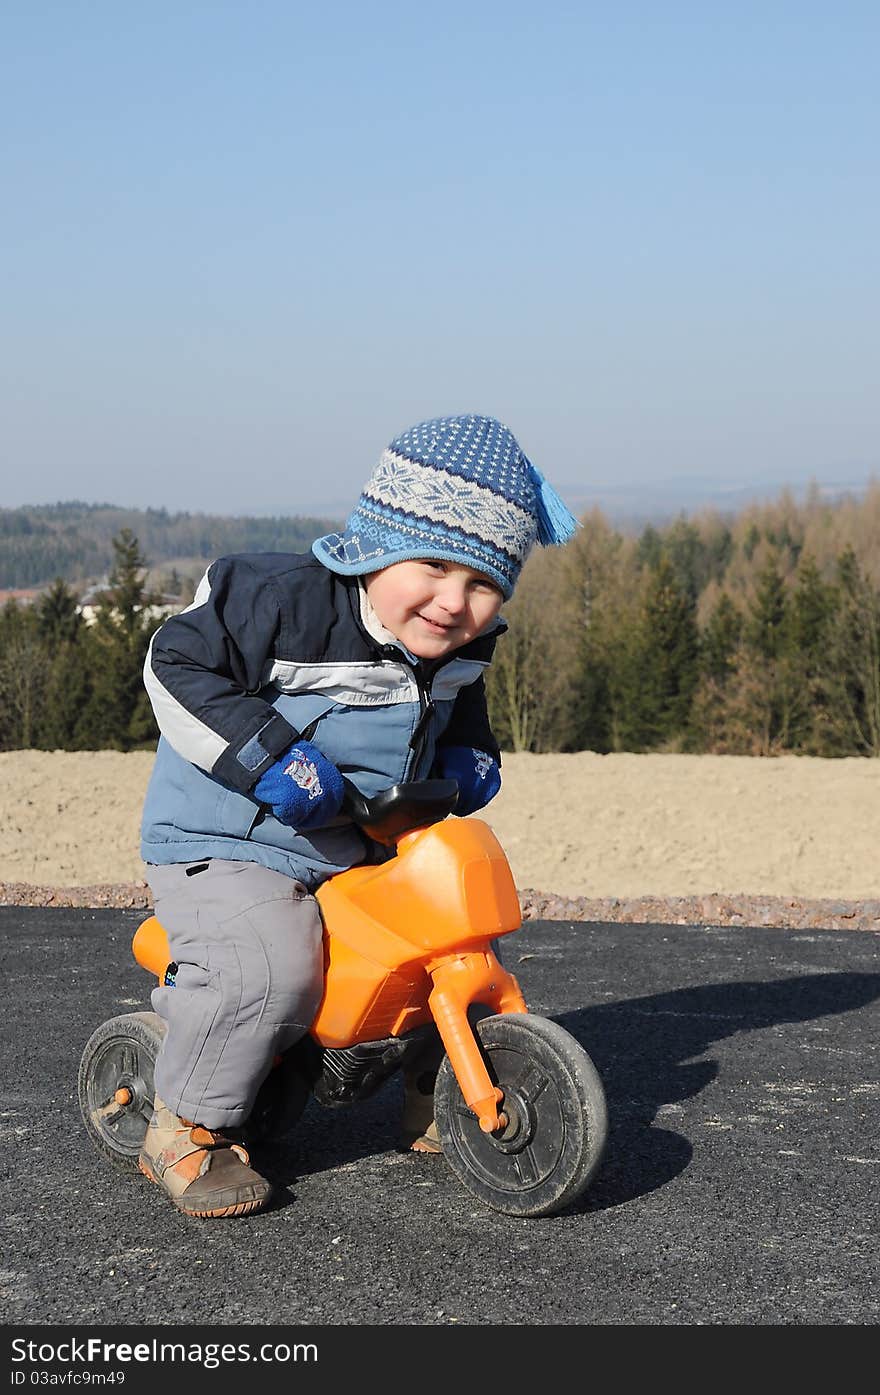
[1,906,878,1333]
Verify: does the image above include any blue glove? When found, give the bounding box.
[435,746,501,816]
[253,741,345,831]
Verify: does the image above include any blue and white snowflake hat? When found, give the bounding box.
[312,414,578,598]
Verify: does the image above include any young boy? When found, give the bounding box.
[138,413,577,1217]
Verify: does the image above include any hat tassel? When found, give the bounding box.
[527,461,579,546]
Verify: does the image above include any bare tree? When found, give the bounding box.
[0,625,51,749]
[487,548,576,751]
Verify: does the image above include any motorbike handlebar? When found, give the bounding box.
[340,776,460,845]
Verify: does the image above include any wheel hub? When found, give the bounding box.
[93,1061,150,1127]
[486,1087,534,1153]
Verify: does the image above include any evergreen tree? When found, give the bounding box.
[613,557,699,750]
[565,511,633,753]
[742,522,761,561]
[662,516,703,603]
[636,524,663,572]
[703,522,734,586]
[36,578,83,646]
[571,626,614,753]
[687,592,743,752]
[786,554,848,754]
[832,546,880,755]
[39,639,95,750]
[720,556,801,753]
[701,592,743,684]
[75,529,161,749]
[746,557,787,660]
[33,579,93,750]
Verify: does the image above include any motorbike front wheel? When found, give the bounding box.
[433,1013,608,1218]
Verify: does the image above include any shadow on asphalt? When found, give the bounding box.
[251,970,880,1217]
[556,969,880,1215]
[249,1083,421,1200]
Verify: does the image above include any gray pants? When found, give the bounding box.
[146,859,324,1129]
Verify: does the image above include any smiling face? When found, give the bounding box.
[363,559,505,660]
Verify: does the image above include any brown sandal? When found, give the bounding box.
[139,1097,272,1217]
[399,1072,443,1154]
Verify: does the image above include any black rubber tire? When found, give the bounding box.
[433,1013,608,1218]
[78,1012,166,1171]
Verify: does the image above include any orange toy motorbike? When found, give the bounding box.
[78,780,608,1217]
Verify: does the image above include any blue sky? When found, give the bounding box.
[2,1,878,519]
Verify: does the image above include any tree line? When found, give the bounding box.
[0,530,162,751]
[2,482,880,756]
[485,481,880,757]
[0,502,338,589]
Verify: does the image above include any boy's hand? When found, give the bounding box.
[254,741,345,831]
[435,746,501,816]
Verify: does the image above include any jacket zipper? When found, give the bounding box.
[376,644,447,779]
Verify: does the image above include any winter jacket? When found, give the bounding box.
[140,552,503,889]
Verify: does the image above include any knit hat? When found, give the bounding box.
[312,414,578,598]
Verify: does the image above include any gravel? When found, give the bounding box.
[2,879,880,932]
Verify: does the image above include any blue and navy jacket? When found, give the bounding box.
[140,552,504,889]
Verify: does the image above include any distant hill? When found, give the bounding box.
[0,503,342,590]
[559,475,872,531]
[3,480,874,591]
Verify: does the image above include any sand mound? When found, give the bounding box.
[2,749,879,902]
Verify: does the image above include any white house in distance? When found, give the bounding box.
[0,588,45,608]
[76,582,184,628]
[0,582,186,626]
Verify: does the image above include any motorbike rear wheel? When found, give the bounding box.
[433,1013,607,1217]
[78,1012,166,1170]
